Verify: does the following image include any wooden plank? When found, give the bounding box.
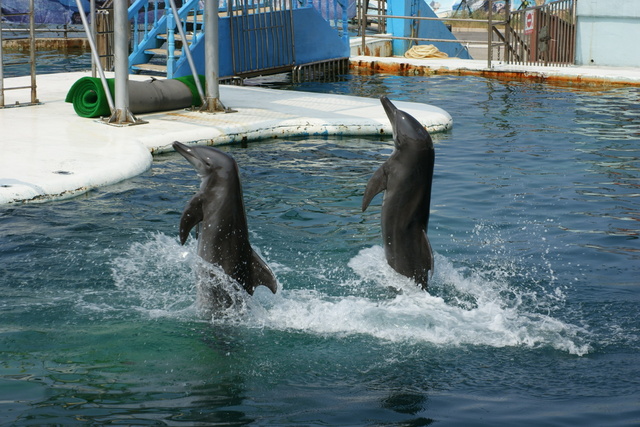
[145,48,182,57]
[157,33,193,42]
[131,63,167,73]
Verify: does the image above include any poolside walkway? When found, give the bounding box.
[0,71,452,204]
[351,56,640,86]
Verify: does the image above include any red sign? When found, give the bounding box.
[524,10,535,35]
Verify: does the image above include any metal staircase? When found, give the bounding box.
[125,0,351,80]
[127,0,205,77]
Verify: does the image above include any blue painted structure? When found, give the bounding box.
[127,0,350,79]
[387,0,472,58]
[177,7,349,78]
[575,0,640,67]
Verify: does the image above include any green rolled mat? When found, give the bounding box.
[65,75,207,118]
[65,77,116,118]
[174,75,206,107]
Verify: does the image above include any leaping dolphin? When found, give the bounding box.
[362,96,435,290]
[173,141,277,309]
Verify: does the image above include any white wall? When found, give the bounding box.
[575,0,640,67]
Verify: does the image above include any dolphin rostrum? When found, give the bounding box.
[362,96,435,290]
[173,141,277,308]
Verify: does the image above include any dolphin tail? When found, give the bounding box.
[415,232,434,291]
[179,194,204,245]
[362,166,387,211]
[410,233,435,291]
[247,250,278,295]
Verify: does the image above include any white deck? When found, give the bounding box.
[0,71,452,204]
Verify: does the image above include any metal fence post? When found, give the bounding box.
[108,0,143,125]
[504,0,511,63]
[203,0,228,112]
[1,0,5,108]
[487,0,493,68]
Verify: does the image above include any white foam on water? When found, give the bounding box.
[102,234,592,355]
[249,246,592,355]
[92,233,199,319]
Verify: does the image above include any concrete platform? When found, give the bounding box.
[0,71,452,204]
[351,56,640,86]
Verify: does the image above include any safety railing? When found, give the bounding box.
[0,0,39,108]
[0,25,85,39]
[356,0,386,34]
[128,0,166,53]
[94,0,349,80]
[225,0,295,77]
[503,0,575,66]
[358,0,509,66]
[292,57,349,83]
[225,0,349,78]
[357,0,576,67]
[95,6,114,71]
[127,0,204,76]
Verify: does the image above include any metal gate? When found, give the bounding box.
[227,0,296,77]
[500,0,576,66]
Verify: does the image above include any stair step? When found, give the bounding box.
[185,14,204,23]
[157,33,194,42]
[132,63,167,73]
[145,48,182,57]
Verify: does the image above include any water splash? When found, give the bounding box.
[251,246,592,355]
[103,234,591,355]
[106,233,198,319]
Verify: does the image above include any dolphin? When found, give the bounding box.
[173,141,277,308]
[362,96,435,290]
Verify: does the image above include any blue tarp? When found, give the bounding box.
[1,0,93,24]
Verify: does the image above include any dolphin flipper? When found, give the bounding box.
[247,250,278,295]
[179,194,204,245]
[362,166,387,211]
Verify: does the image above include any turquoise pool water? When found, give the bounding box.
[1,71,639,425]
[1,50,91,78]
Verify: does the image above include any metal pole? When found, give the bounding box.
[90,0,96,77]
[504,0,511,63]
[487,0,493,68]
[361,0,366,55]
[203,0,226,112]
[168,0,206,107]
[0,0,5,107]
[110,0,139,124]
[570,0,576,65]
[29,0,36,104]
[74,0,114,111]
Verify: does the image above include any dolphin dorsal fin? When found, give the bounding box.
[247,250,278,295]
[179,194,204,245]
[362,166,387,211]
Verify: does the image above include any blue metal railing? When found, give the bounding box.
[127,0,349,77]
[128,0,205,77]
